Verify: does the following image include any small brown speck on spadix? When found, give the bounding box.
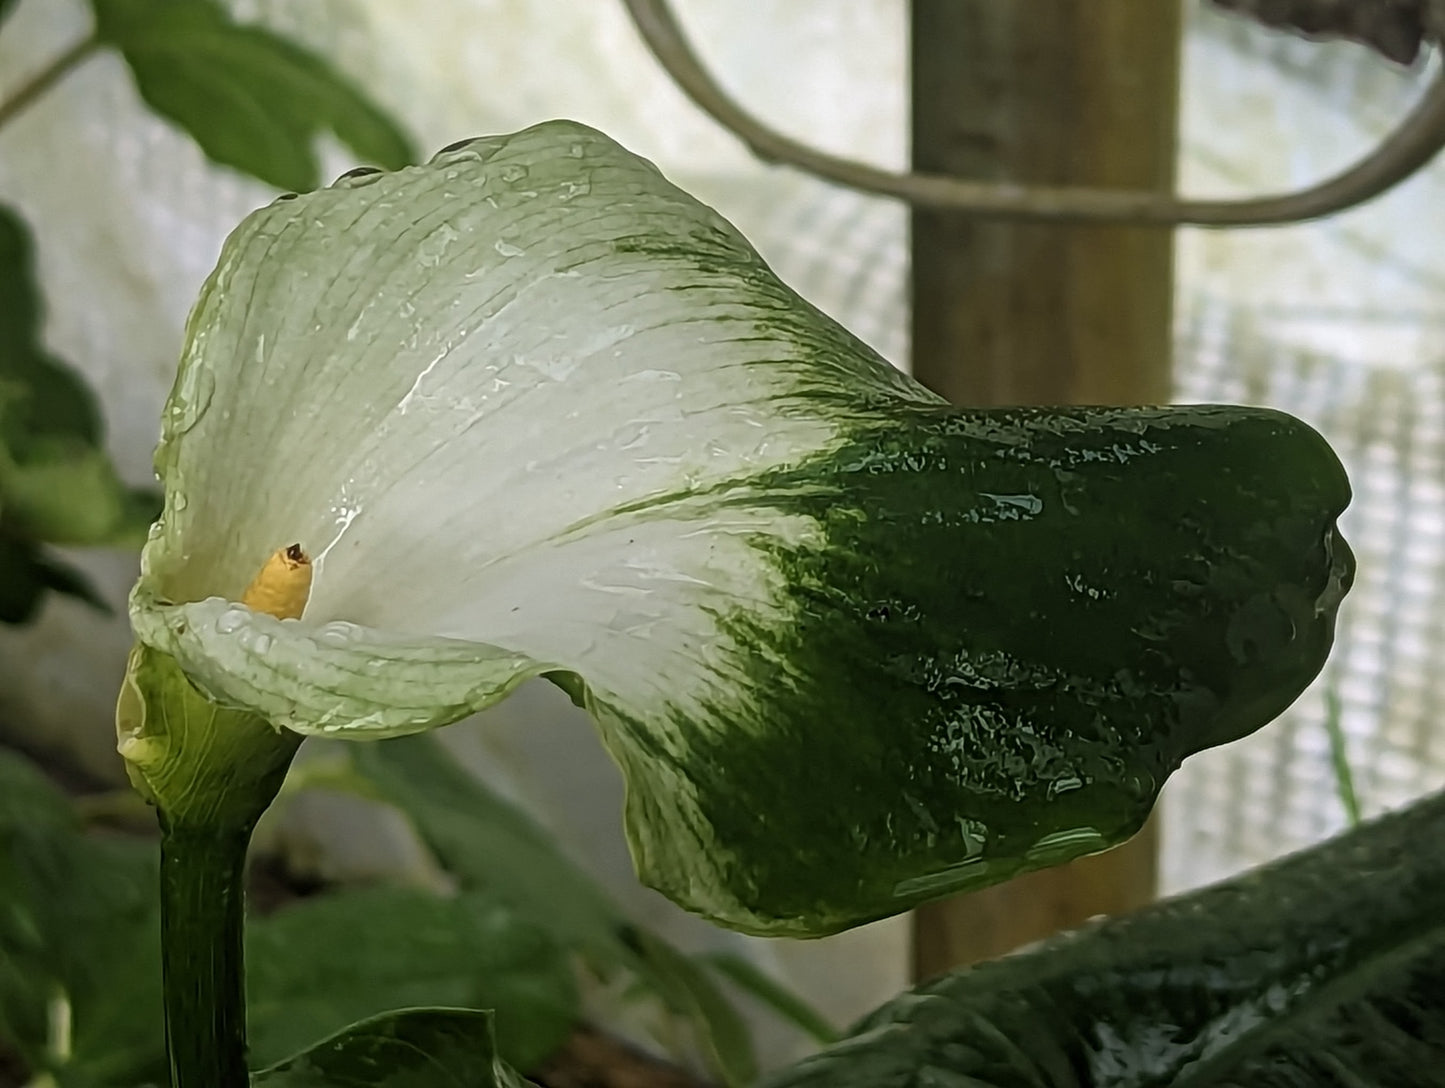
[241,543,312,620]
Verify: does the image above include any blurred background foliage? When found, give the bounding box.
[3,0,1445,1083]
[0,0,415,621]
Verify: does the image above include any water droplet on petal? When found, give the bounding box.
[163,364,215,438]
[430,139,487,166]
[493,239,524,258]
[317,621,361,648]
[248,632,273,655]
[419,223,461,267]
[215,608,247,635]
[333,166,385,189]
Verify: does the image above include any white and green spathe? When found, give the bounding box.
[126,121,1352,935]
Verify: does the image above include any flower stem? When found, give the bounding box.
[0,35,101,132]
[158,819,253,1088]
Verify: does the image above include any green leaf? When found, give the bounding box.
[247,885,577,1074]
[1,445,159,547]
[114,485,164,548]
[0,749,74,1071]
[28,545,112,614]
[347,737,627,966]
[253,1007,535,1088]
[89,0,415,192]
[699,952,838,1046]
[620,929,757,1088]
[48,837,165,1088]
[345,736,763,1085]
[0,750,571,1086]
[763,789,1445,1088]
[0,747,75,829]
[0,0,18,28]
[1,751,582,1087]
[0,485,154,625]
[0,537,51,623]
[0,204,102,450]
[0,750,165,1088]
[0,204,146,560]
[2,444,130,545]
[1324,681,1361,825]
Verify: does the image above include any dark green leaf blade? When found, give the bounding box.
[252,1007,536,1088]
[89,0,415,192]
[605,404,1353,936]
[763,789,1445,1088]
[247,885,577,1074]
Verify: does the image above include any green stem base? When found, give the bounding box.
[159,821,252,1088]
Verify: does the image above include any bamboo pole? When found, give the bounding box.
[909,0,1182,979]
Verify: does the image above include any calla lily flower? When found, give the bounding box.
[125,121,1352,936]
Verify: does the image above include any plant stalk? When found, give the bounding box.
[158,819,253,1088]
[0,35,101,131]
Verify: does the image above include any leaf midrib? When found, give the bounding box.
[1169,922,1445,1086]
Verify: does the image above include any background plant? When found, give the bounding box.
[0,0,411,620]
[2,1,1443,1085]
[0,2,831,1083]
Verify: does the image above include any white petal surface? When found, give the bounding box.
[133,120,925,736]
